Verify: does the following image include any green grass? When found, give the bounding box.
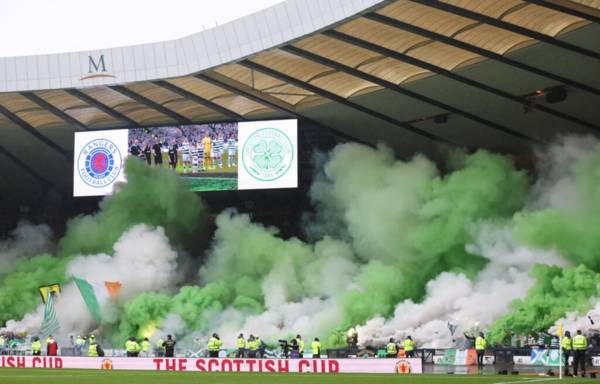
[184,177,237,191]
[0,369,593,384]
[175,163,237,174]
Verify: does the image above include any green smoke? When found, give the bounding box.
[115,282,235,342]
[0,157,205,325]
[89,140,600,346]
[113,145,529,344]
[116,292,172,343]
[112,210,359,342]
[486,142,600,341]
[5,137,600,349]
[171,284,230,329]
[337,149,528,327]
[488,264,600,344]
[0,254,70,323]
[201,211,314,304]
[513,146,600,269]
[60,157,205,256]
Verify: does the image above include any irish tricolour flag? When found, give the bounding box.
[73,276,121,322]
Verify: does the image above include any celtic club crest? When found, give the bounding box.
[242,127,294,181]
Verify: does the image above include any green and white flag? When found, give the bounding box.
[73,276,104,322]
[40,293,60,338]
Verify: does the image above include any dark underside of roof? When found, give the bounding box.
[0,0,599,206]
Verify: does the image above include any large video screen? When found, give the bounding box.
[73,119,297,197]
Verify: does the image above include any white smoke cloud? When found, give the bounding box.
[154,313,187,340]
[0,221,53,273]
[198,297,342,349]
[67,224,179,301]
[356,224,568,348]
[529,135,599,211]
[550,300,600,336]
[2,224,180,343]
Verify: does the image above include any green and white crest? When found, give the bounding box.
[242,127,294,181]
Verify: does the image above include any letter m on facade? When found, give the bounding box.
[88,55,107,73]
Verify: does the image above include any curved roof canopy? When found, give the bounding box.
[0,0,599,203]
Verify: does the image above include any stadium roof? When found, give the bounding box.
[0,0,599,203]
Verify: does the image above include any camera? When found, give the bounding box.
[278,339,289,357]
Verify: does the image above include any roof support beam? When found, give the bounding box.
[282,45,538,143]
[0,144,65,197]
[522,0,600,24]
[239,60,453,145]
[0,104,69,159]
[21,92,88,131]
[111,85,193,125]
[363,12,600,96]
[153,80,246,121]
[324,30,600,132]
[65,88,139,127]
[196,72,373,146]
[408,0,600,60]
[196,73,297,115]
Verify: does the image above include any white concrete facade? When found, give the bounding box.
[0,0,384,93]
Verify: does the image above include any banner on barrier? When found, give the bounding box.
[530,349,561,367]
[0,356,422,374]
[437,349,478,365]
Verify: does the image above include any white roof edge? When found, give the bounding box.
[0,0,385,93]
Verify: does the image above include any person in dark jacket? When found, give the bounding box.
[163,334,176,358]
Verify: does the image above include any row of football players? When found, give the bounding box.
[179,135,237,172]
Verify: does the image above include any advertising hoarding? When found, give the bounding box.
[0,356,422,374]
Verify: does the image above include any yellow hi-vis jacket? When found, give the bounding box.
[207,337,222,352]
[311,341,321,356]
[403,339,415,351]
[561,336,572,350]
[31,340,41,352]
[572,334,588,350]
[236,337,246,349]
[475,336,487,350]
[88,343,98,357]
[141,341,151,351]
[125,340,139,352]
[386,342,397,355]
[296,338,305,353]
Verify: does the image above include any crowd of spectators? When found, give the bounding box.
[128,123,237,149]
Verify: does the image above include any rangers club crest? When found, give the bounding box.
[77,138,122,188]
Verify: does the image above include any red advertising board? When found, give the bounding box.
[0,356,422,374]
